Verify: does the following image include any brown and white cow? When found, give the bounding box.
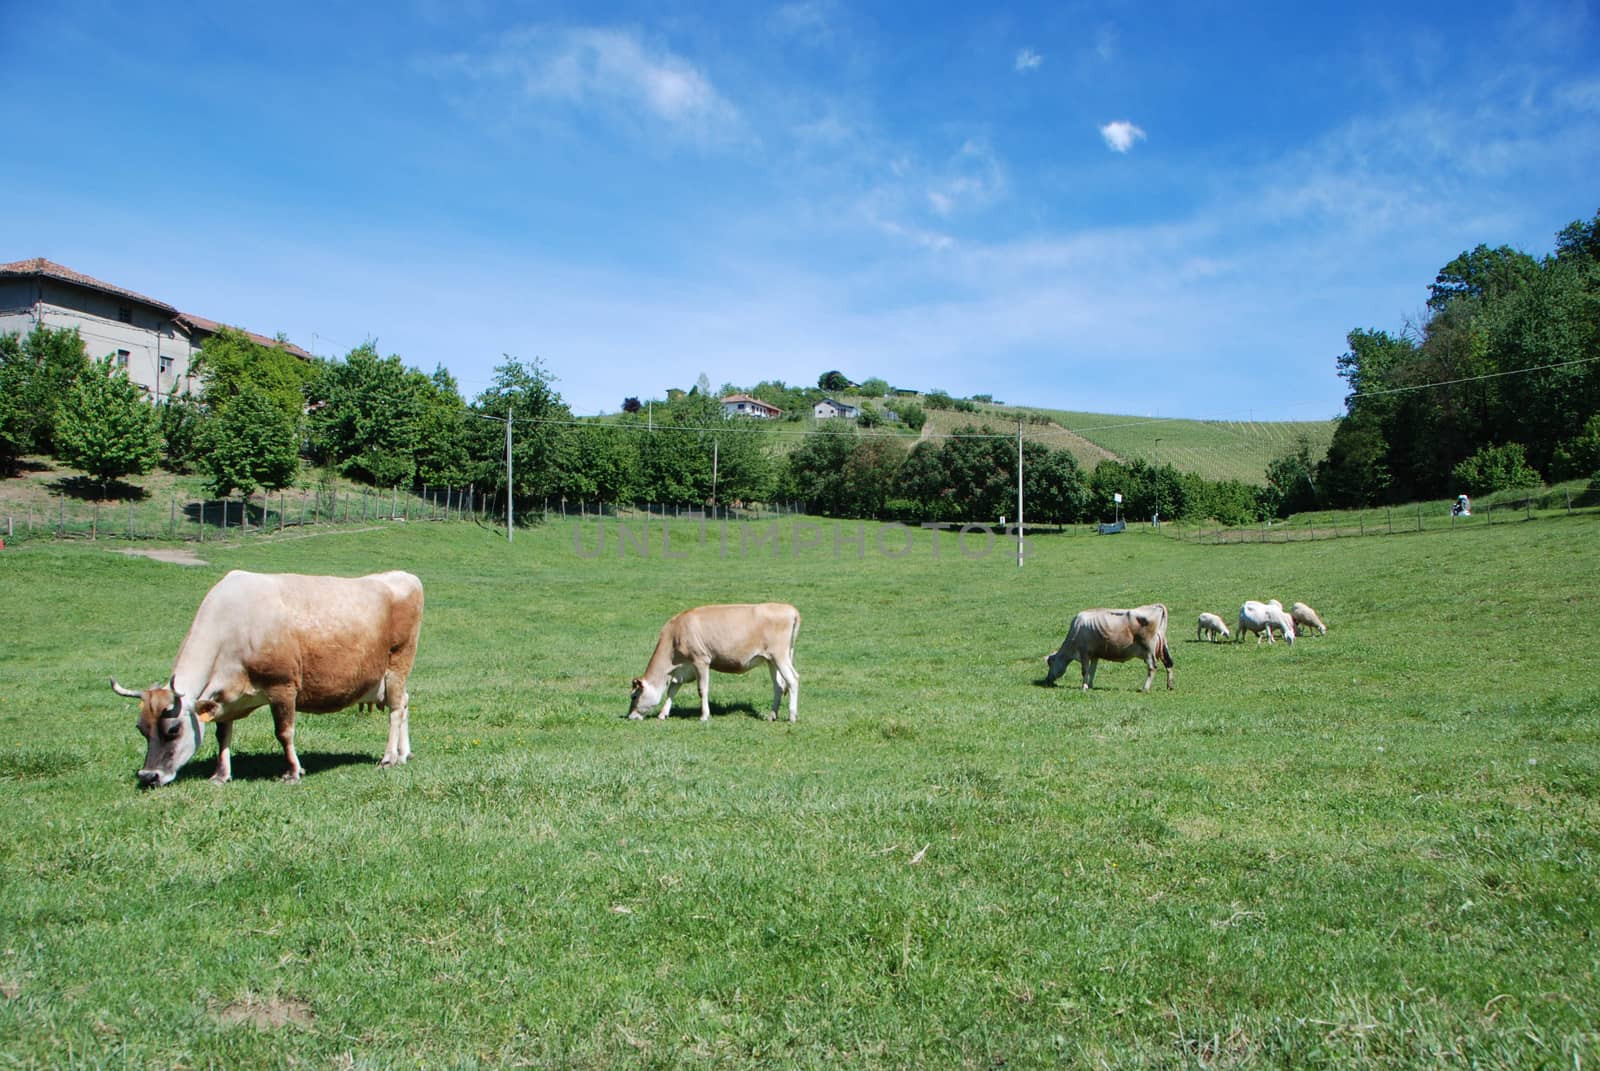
[1044,604,1174,692]
[628,603,801,722]
[111,570,424,786]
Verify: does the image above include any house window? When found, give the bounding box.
[159,355,174,375]
[118,306,133,324]
[116,349,130,369]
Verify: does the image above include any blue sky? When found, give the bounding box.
[6,1,1597,419]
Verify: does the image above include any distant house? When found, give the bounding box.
[721,392,783,419]
[813,397,860,420]
[890,387,921,397]
[0,257,312,401]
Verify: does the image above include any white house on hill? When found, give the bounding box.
[0,257,312,400]
[721,393,783,419]
[813,397,860,420]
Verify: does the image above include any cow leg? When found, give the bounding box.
[697,663,712,723]
[1081,657,1096,691]
[657,679,682,720]
[381,690,410,767]
[777,658,800,723]
[1142,657,1155,693]
[269,689,303,783]
[766,659,783,722]
[210,719,235,785]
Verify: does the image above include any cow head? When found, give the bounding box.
[627,676,664,718]
[111,676,205,787]
[1043,650,1070,685]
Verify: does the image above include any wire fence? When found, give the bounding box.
[0,486,813,547]
[1170,485,1600,545]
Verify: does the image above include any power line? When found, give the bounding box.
[1341,353,1600,401]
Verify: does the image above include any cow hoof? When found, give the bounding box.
[280,771,302,784]
[379,757,396,768]
[765,712,777,722]
[209,773,230,786]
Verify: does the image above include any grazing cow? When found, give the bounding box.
[1236,599,1295,645]
[1044,604,1173,692]
[629,603,802,722]
[1197,612,1232,643]
[111,570,424,786]
[1290,601,1328,636]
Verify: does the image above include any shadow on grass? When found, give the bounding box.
[656,699,773,720]
[172,750,375,784]
[48,475,150,501]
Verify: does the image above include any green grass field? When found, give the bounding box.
[999,408,1339,485]
[1,515,1596,1068]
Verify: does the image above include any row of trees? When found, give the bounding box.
[1,324,1271,525]
[1305,210,1600,507]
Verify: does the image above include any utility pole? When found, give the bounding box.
[505,409,514,542]
[711,438,720,508]
[1016,421,1024,568]
[1154,437,1162,528]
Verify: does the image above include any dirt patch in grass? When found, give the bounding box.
[117,547,207,566]
[215,995,314,1030]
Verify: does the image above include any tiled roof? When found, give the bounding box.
[176,312,314,362]
[0,256,178,314]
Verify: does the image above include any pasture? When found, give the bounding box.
[1,515,1596,1068]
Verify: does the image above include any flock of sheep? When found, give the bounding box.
[1199,599,1327,645]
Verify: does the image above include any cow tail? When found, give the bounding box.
[789,611,801,662]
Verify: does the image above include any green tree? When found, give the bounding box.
[306,344,424,486]
[52,356,162,493]
[888,401,926,431]
[1428,244,1540,312]
[469,357,575,503]
[196,383,302,499]
[156,397,203,473]
[857,377,890,398]
[1261,443,1320,518]
[1024,445,1088,524]
[787,425,860,516]
[0,325,90,456]
[818,370,852,392]
[1451,442,1541,496]
[411,366,472,487]
[1549,414,1600,481]
[193,326,315,421]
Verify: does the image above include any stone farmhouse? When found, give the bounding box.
[0,257,312,400]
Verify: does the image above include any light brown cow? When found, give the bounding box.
[111,570,424,786]
[628,603,801,722]
[1290,601,1327,636]
[1045,604,1174,692]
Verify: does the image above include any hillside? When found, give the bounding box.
[976,405,1337,485]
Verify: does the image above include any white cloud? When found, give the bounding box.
[1095,24,1118,62]
[433,25,741,143]
[1099,120,1146,153]
[1015,48,1042,72]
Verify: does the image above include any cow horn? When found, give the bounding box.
[109,677,143,698]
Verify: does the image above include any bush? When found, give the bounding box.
[1451,442,1542,496]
